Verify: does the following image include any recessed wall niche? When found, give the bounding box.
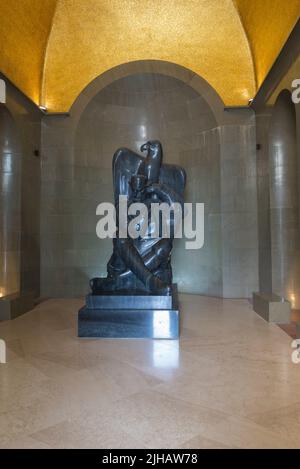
[0,104,21,297]
[41,68,258,298]
[41,74,221,296]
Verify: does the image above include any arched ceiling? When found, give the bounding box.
[0,0,56,105]
[0,0,299,112]
[233,0,300,88]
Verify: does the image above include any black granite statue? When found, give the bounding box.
[90,140,186,295]
[78,140,185,338]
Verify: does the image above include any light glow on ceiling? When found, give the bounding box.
[0,0,299,112]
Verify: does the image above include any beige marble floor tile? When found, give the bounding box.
[0,358,49,413]
[85,390,228,449]
[155,364,300,417]
[1,294,300,448]
[2,435,52,449]
[31,413,147,449]
[246,402,300,447]
[190,415,294,449]
[180,434,235,449]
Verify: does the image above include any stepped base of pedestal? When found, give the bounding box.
[78,284,179,339]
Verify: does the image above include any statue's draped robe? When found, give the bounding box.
[105,148,186,291]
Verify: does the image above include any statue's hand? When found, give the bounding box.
[144,182,161,194]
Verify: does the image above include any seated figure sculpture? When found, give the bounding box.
[90,140,186,296]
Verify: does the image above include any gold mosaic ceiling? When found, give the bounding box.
[0,0,299,112]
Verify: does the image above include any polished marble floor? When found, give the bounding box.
[0,294,299,449]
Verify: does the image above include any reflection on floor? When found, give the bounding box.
[0,294,300,449]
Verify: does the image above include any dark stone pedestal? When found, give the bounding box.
[78,284,179,339]
[252,292,291,323]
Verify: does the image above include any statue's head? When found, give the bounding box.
[130,174,147,193]
[140,140,162,155]
[140,140,162,183]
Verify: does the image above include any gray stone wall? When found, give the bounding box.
[269,91,300,307]
[254,90,300,309]
[0,104,20,296]
[0,74,41,298]
[220,118,258,298]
